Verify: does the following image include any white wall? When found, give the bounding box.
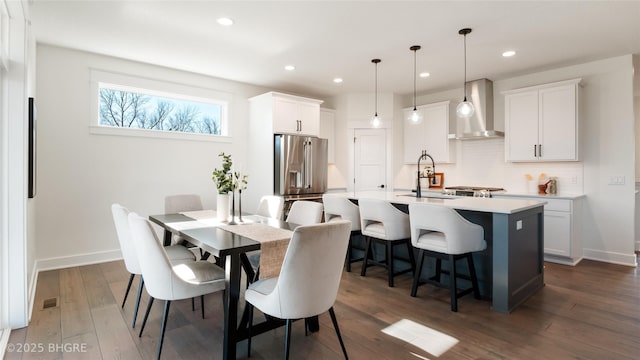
[35,45,271,270]
[392,55,636,266]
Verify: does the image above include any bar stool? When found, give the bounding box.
[408,202,486,312]
[358,198,416,287]
[322,194,364,272]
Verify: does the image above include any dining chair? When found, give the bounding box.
[408,202,486,312]
[164,193,204,245]
[246,199,324,283]
[128,212,226,360]
[357,198,416,287]
[245,220,351,359]
[256,195,284,220]
[285,200,324,225]
[111,204,195,329]
[322,194,364,272]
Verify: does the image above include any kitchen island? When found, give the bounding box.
[327,191,546,313]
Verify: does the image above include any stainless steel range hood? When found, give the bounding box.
[454,78,503,140]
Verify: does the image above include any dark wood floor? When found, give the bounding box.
[6,256,640,360]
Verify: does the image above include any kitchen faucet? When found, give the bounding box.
[416,150,435,198]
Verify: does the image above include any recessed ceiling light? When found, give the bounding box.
[502,50,516,57]
[333,78,343,83]
[284,65,295,71]
[419,72,430,78]
[216,17,234,26]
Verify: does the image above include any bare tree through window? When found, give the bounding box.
[99,87,223,135]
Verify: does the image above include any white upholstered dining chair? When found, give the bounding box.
[408,202,486,312]
[323,194,364,272]
[285,200,324,225]
[128,212,226,360]
[111,204,195,328]
[245,220,351,359]
[247,199,324,283]
[256,195,284,220]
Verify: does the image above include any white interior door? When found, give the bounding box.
[354,128,386,191]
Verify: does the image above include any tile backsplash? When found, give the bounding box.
[396,137,584,195]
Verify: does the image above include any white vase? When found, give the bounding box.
[217,193,231,222]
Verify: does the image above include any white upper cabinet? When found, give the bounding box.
[319,108,336,163]
[403,101,455,164]
[270,93,322,136]
[504,78,581,162]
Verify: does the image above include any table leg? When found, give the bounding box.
[162,229,172,246]
[223,253,242,360]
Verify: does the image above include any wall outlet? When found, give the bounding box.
[608,176,626,185]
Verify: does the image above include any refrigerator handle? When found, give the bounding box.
[304,139,312,189]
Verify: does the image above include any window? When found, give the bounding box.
[90,69,232,141]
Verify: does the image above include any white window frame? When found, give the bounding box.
[90,69,232,142]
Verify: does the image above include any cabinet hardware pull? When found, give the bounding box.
[539,144,542,157]
[534,144,537,157]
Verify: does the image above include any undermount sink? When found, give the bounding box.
[397,193,456,199]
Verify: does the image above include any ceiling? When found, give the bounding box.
[29,1,640,99]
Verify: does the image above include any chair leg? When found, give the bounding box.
[328,307,349,359]
[406,240,416,275]
[132,276,144,328]
[201,294,205,319]
[157,300,171,360]
[360,237,372,277]
[449,255,458,312]
[247,303,254,357]
[411,249,425,297]
[139,296,155,337]
[467,254,481,299]
[284,319,293,360]
[122,273,135,308]
[346,236,353,272]
[191,297,195,312]
[386,241,394,287]
[434,258,442,282]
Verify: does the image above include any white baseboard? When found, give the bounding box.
[0,328,11,359]
[35,249,123,273]
[28,264,38,322]
[582,248,638,267]
[544,254,582,266]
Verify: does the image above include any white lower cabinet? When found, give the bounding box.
[494,195,583,265]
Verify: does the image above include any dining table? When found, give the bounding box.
[148,210,312,360]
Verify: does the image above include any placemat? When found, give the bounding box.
[218,223,293,278]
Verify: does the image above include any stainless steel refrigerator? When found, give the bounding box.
[274,134,328,198]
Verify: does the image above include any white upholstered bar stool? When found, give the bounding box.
[358,198,416,287]
[111,204,195,328]
[256,195,284,220]
[245,221,351,359]
[128,212,226,360]
[408,202,486,312]
[322,194,364,272]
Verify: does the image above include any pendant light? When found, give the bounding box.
[456,28,475,119]
[408,45,423,124]
[371,58,382,128]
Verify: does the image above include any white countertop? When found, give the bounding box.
[328,191,546,214]
[493,192,585,200]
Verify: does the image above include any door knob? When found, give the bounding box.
[378,184,385,188]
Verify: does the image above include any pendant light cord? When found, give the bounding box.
[372,59,381,117]
[463,32,467,101]
[413,49,417,110]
